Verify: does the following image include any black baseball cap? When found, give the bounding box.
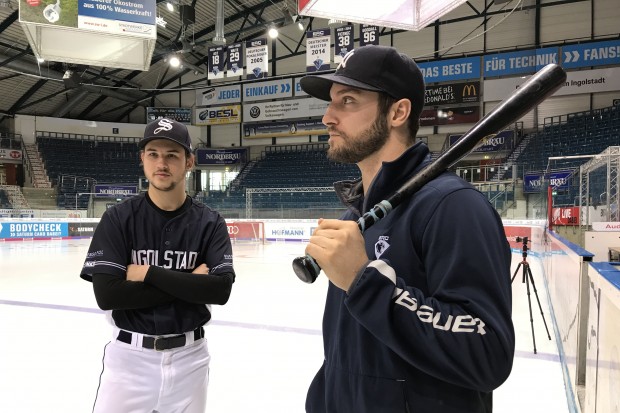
[300,45,426,121]
[139,118,193,154]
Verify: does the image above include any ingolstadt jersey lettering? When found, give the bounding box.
[80,193,234,334]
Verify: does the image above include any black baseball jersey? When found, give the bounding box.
[80,193,234,335]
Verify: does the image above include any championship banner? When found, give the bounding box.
[424,81,480,106]
[306,29,331,72]
[243,119,327,139]
[360,25,379,46]
[334,25,353,64]
[0,148,22,162]
[196,85,241,107]
[195,105,241,126]
[420,106,480,126]
[246,38,268,80]
[208,45,225,80]
[146,107,191,124]
[227,42,244,77]
[195,148,247,165]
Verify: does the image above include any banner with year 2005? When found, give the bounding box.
[334,25,353,64]
[306,29,331,72]
[227,42,244,77]
[246,38,268,80]
[208,45,225,80]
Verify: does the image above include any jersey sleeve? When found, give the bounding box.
[144,267,234,305]
[80,210,129,281]
[345,188,515,392]
[92,273,175,310]
[203,215,235,279]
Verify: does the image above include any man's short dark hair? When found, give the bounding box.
[377,93,420,144]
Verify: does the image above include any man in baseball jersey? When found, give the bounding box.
[80,117,235,413]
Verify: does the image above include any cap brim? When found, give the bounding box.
[300,73,382,101]
[139,136,192,153]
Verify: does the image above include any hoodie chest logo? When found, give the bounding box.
[375,236,390,259]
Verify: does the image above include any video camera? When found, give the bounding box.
[515,236,529,256]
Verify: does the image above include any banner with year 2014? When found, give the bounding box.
[306,29,331,72]
[334,25,354,64]
[227,42,244,77]
[246,38,268,79]
[208,45,225,80]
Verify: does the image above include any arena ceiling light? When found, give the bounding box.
[267,25,279,39]
[298,0,470,31]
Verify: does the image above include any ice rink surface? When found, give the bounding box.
[0,239,569,412]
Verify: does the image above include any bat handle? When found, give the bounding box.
[292,201,393,283]
[292,255,321,283]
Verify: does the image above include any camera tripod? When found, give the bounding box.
[511,236,551,354]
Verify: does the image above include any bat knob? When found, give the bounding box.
[292,255,321,283]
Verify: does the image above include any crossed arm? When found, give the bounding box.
[93,264,235,310]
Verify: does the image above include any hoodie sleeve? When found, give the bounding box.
[345,187,515,392]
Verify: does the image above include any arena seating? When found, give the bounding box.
[199,143,360,211]
[516,105,620,206]
[0,188,12,208]
[36,133,142,208]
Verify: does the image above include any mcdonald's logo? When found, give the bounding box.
[462,83,477,97]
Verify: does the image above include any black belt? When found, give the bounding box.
[117,327,205,351]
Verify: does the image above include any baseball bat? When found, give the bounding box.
[292,63,567,284]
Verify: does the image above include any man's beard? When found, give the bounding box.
[150,181,177,192]
[149,172,179,192]
[326,114,389,164]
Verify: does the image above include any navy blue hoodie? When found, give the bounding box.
[306,142,515,413]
